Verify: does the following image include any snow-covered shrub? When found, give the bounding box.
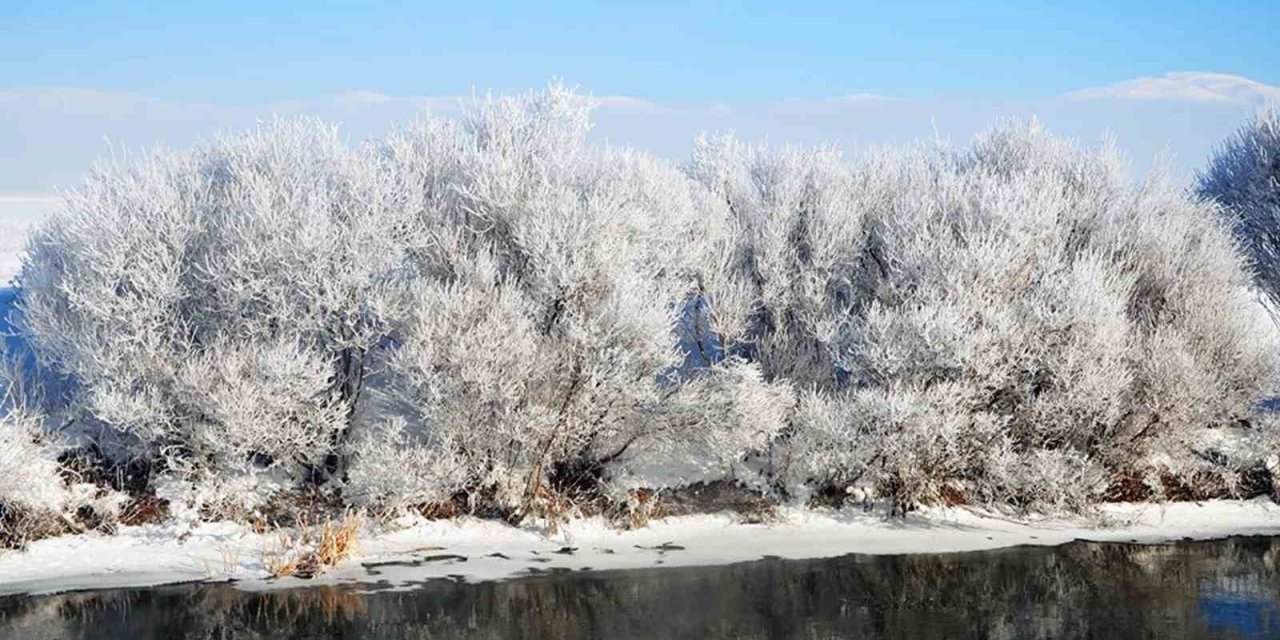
[13,86,1277,523]
[168,339,348,478]
[686,135,875,389]
[351,85,762,517]
[17,86,789,520]
[699,123,1280,510]
[0,352,68,515]
[344,417,470,510]
[347,251,545,509]
[349,85,796,516]
[0,359,127,547]
[604,358,795,493]
[152,466,297,524]
[1199,109,1280,304]
[17,118,405,491]
[0,408,69,516]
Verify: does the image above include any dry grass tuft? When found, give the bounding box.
[118,496,170,527]
[412,497,466,521]
[316,510,362,567]
[261,531,305,578]
[608,488,669,530]
[0,503,72,550]
[261,510,364,579]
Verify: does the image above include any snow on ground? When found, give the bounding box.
[3,498,1280,597]
[0,195,56,283]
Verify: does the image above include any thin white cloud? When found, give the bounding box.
[0,74,1270,196]
[333,90,395,108]
[594,95,671,113]
[1068,72,1280,105]
[824,93,900,104]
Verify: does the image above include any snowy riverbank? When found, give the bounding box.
[3,498,1280,598]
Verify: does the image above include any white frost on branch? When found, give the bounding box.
[9,87,1280,520]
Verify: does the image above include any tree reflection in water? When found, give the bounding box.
[2,536,1279,639]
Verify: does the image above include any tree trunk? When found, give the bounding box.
[323,346,366,482]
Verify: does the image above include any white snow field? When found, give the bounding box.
[2,499,1280,597]
[0,195,55,283]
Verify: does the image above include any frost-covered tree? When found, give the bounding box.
[13,86,1277,522]
[346,85,791,517]
[685,134,877,389]
[16,119,408,500]
[602,357,795,494]
[791,124,1280,510]
[1199,109,1280,304]
[15,87,790,519]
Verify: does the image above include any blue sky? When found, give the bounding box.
[1,1,1278,199]
[6,1,1278,102]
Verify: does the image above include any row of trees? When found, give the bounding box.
[5,87,1280,526]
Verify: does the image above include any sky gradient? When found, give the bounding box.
[6,1,1279,102]
[1,1,1278,201]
